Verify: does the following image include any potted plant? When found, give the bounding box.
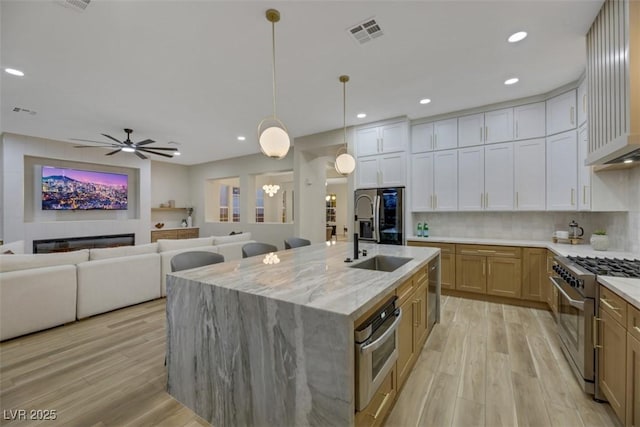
[590,230,609,251]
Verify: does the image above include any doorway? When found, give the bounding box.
[326,167,348,242]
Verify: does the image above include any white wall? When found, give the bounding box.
[188,152,294,250]
[1,133,152,252]
[150,161,191,228]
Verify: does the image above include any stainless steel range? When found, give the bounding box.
[551,255,640,399]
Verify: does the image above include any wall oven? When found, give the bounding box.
[354,296,402,411]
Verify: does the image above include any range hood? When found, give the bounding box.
[585,0,640,168]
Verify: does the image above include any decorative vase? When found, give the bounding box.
[590,234,609,251]
[187,215,193,228]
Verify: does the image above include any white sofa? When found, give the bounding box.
[0,233,255,341]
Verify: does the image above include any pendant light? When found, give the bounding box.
[335,75,356,175]
[258,9,290,159]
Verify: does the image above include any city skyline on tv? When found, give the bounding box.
[42,166,128,210]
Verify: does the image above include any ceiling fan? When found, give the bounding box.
[72,128,178,159]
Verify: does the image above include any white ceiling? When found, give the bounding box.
[0,0,603,165]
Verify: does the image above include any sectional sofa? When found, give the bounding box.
[0,233,255,341]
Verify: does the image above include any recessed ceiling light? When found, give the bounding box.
[5,68,24,77]
[624,159,633,164]
[237,136,246,141]
[419,98,431,105]
[122,147,135,153]
[174,150,181,156]
[504,78,519,85]
[508,31,528,43]
[357,113,367,119]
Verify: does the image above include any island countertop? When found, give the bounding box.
[168,241,439,321]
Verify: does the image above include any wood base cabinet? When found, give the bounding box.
[407,242,455,289]
[522,248,546,301]
[151,228,199,242]
[455,245,521,297]
[456,254,486,294]
[628,333,640,427]
[546,250,559,316]
[487,256,521,298]
[355,365,396,427]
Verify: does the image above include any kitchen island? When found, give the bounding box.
[165,242,440,427]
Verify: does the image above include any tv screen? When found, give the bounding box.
[42,166,128,210]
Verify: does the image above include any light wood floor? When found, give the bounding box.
[0,296,620,427]
[387,295,621,427]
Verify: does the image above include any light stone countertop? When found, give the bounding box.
[168,241,439,321]
[597,276,640,310]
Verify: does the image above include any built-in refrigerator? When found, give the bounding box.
[354,187,404,245]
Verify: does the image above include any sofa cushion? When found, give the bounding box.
[0,240,25,255]
[89,243,159,261]
[0,249,89,273]
[157,237,214,253]
[212,232,252,245]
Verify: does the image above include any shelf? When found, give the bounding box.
[151,207,189,212]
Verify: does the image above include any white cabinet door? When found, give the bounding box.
[411,153,434,211]
[357,157,380,188]
[433,150,458,211]
[546,130,578,210]
[577,80,588,126]
[578,124,591,210]
[514,138,546,210]
[380,152,406,186]
[411,123,434,153]
[434,118,458,150]
[485,142,514,210]
[458,113,485,147]
[484,108,514,144]
[514,102,546,140]
[380,122,406,154]
[356,127,380,157]
[458,147,485,210]
[546,90,577,136]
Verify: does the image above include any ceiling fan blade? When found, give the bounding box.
[135,151,148,160]
[105,149,122,156]
[74,143,121,148]
[138,148,174,158]
[135,139,155,146]
[135,147,177,151]
[71,138,121,145]
[101,133,124,144]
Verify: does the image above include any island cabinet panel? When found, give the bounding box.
[407,242,455,289]
[599,307,627,424]
[397,296,416,389]
[455,255,486,294]
[413,269,429,348]
[355,365,397,427]
[522,248,546,301]
[628,331,640,427]
[486,256,521,299]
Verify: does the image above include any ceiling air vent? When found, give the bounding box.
[12,107,37,115]
[348,17,384,45]
[54,0,90,12]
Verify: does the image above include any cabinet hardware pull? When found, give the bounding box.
[483,261,486,276]
[516,192,519,208]
[583,186,587,203]
[571,188,575,206]
[634,326,640,334]
[367,392,392,419]
[583,94,587,113]
[593,316,603,349]
[570,106,575,125]
[380,137,384,152]
[485,126,488,141]
[599,298,620,311]
[477,249,496,253]
[485,193,489,208]
[417,299,422,324]
[480,127,483,141]
[481,193,484,208]
[413,301,418,326]
[515,121,519,138]
[430,194,434,210]
[434,133,438,149]
[435,194,438,209]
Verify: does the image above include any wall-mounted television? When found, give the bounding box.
[41,166,128,210]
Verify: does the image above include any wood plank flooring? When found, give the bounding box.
[0,295,621,427]
[387,295,621,427]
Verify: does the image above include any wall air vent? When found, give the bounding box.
[12,107,37,115]
[348,17,384,45]
[54,0,90,12]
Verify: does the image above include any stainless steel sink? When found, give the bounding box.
[350,255,413,272]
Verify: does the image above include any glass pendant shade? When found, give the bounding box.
[335,151,356,175]
[258,117,290,159]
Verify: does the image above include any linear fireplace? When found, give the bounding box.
[33,233,135,254]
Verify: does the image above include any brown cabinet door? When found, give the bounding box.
[599,308,627,423]
[455,254,486,294]
[522,248,546,301]
[355,365,396,427]
[441,251,456,290]
[628,333,640,427]
[487,256,522,299]
[413,281,429,350]
[151,229,178,242]
[544,251,554,308]
[397,297,416,389]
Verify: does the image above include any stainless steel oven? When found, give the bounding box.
[354,296,402,411]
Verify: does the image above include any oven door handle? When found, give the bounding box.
[360,308,403,355]
[549,276,585,310]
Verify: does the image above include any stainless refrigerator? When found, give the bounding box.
[354,187,404,245]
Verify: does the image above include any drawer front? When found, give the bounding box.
[628,303,640,342]
[408,241,455,255]
[599,285,628,327]
[456,244,521,258]
[177,228,199,239]
[355,365,396,427]
[151,230,177,242]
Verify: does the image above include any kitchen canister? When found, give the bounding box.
[590,232,609,251]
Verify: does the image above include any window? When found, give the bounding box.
[253,171,293,223]
[219,185,229,222]
[205,177,239,223]
[232,187,240,223]
[256,189,265,223]
[326,194,336,223]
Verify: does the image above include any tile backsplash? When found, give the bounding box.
[412,211,637,253]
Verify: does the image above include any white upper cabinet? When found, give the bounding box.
[514,138,546,210]
[578,124,591,210]
[357,153,406,189]
[411,153,434,211]
[485,142,514,210]
[577,79,588,126]
[433,150,458,211]
[546,130,578,211]
[484,108,514,144]
[514,102,546,140]
[356,121,408,157]
[546,90,577,136]
[411,123,434,153]
[356,156,380,188]
[433,118,458,150]
[458,113,485,147]
[458,147,485,210]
